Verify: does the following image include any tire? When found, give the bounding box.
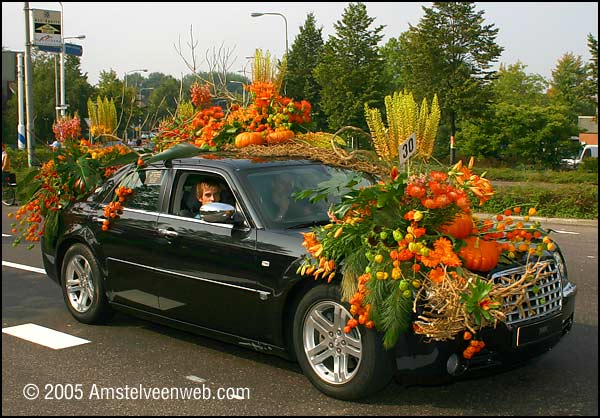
[2,186,16,206]
[292,284,395,400]
[61,243,112,324]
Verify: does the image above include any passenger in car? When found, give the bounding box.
[194,181,221,219]
[271,175,311,221]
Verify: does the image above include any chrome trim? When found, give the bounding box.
[99,204,159,217]
[158,212,234,229]
[492,260,563,326]
[107,257,270,298]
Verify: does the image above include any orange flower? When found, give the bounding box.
[428,267,446,283]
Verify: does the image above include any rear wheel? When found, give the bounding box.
[61,243,112,324]
[292,284,394,400]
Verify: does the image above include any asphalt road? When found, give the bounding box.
[2,204,598,415]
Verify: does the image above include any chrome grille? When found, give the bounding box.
[491,260,563,326]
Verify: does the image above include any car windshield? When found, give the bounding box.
[240,163,374,229]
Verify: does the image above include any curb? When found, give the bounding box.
[473,213,598,227]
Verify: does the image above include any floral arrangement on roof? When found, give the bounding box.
[154,49,313,152]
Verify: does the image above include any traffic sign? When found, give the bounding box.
[398,133,417,168]
[36,43,83,57]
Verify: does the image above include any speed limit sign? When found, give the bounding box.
[398,133,416,167]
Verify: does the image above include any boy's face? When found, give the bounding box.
[199,186,221,206]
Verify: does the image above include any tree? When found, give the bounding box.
[313,2,387,140]
[398,2,504,162]
[380,32,411,94]
[284,12,326,130]
[459,102,579,168]
[586,33,598,116]
[492,62,548,107]
[548,52,596,119]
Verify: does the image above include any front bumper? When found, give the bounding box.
[393,282,577,381]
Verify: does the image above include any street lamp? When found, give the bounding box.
[59,34,85,117]
[124,69,148,88]
[123,69,148,141]
[251,12,288,57]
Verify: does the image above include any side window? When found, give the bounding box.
[123,169,166,212]
[171,171,237,218]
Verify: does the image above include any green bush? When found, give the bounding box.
[480,183,598,219]
[7,146,54,170]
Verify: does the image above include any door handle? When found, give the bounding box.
[158,228,178,238]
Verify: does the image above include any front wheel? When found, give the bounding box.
[292,284,395,400]
[61,243,112,324]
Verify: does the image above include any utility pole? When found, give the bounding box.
[17,53,26,150]
[24,2,35,167]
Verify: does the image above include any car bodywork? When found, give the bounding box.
[41,154,577,397]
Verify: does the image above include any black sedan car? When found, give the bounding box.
[41,154,577,400]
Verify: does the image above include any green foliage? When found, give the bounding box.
[313,2,387,134]
[586,34,598,115]
[548,52,596,118]
[480,183,598,219]
[492,62,549,106]
[458,102,579,167]
[284,12,326,130]
[397,2,504,141]
[459,279,500,326]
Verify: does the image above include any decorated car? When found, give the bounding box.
[7,60,576,399]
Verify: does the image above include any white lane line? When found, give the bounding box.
[553,229,580,235]
[185,375,207,384]
[2,233,11,237]
[2,261,46,275]
[2,323,91,350]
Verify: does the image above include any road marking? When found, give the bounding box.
[2,323,91,350]
[2,261,46,275]
[185,375,207,384]
[553,229,580,235]
[2,233,11,237]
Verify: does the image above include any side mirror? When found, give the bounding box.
[199,202,236,223]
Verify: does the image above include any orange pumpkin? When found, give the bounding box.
[459,236,501,272]
[438,212,473,239]
[235,132,265,148]
[267,129,295,145]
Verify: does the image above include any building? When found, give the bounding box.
[578,116,598,146]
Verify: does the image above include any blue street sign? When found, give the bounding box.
[36,42,83,57]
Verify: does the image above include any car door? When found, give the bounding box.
[153,168,267,339]
[100,167,167,312]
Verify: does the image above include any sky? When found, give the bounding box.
[2,2,598,86]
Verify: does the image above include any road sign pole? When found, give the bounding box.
[24,2,35,167]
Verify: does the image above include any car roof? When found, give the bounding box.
[167,153,319,171]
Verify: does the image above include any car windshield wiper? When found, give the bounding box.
[287,220,330,229]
